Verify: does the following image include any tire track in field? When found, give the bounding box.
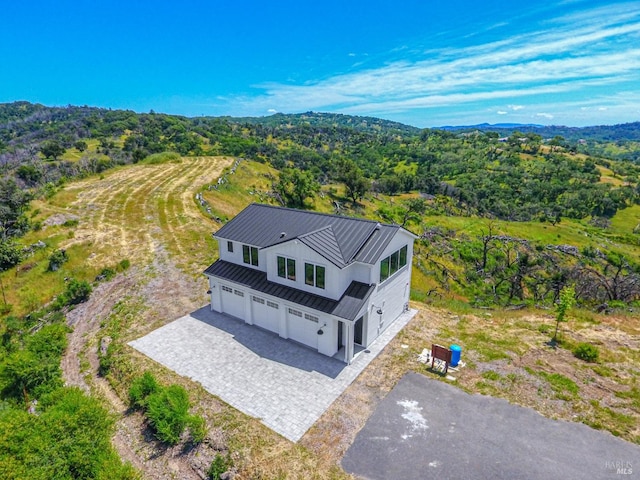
[94,167,170,258]
[155,157,214,260]
[163,157,219,259]
[115,164,185,259]
[66,168,156,250]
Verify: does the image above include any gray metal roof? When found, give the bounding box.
[214,203,409,267]
[204,260,375,321]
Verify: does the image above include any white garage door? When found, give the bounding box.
[221,285,245,320]
[287,308,319,350]
[251,295,280,334]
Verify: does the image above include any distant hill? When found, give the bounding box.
[438,121,640,142]
[226,111,422,136]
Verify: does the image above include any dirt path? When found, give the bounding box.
[59,156,232,479]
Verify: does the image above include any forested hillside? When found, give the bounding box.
[1,101,639,311]
[1,102,639,477]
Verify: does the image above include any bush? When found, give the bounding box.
[142,152,182,164]
[47,249,68,272]
[118,259,131,271]
[128,372,160,409]
[146,385,191,444]
[96,267,116,282]
[208,454,233,480]
[188,415,207,443]
[65,279,92,305]
[574,343,599,362]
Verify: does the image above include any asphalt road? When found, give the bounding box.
[342,372,639,480]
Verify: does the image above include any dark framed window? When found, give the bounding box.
[399,245,408,267]
[305,262,325,289]
[380,257,390,282]
[380,245,408,283]
[277,256,296,281]
[316,265,325,289]
[305,263,314,286]
[227,241,233,253]
[287,258,296,280]
[242,245,258,266]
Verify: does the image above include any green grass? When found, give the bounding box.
[142,151,182,164]
[531,370,579,400]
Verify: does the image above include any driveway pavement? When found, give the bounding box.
[342,372,639,480]
[128,305,417,441]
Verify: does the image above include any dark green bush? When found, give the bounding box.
[96,267,116,282]
[128,371,160,409]
[65,279,92,305]
[47,249,68,272]
[573,343,599,362]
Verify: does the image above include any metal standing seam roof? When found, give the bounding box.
[213,203,411,267]
[204,260,375,321]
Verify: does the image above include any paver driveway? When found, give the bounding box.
[343,372,639,480]
[129,305,416,441]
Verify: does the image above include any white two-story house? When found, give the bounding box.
[204,203,416,364]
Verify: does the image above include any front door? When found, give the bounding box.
[337,321,344,350]
[354,316,363,346]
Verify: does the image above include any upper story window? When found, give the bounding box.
[242,245,258,266]
[380,245,408,283]
[305,263,325,289]
[277,256,296,281]
[227,241,233,253]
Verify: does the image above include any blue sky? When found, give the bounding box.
[1,0,639,127]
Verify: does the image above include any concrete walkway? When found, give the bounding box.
[129,305,417,441]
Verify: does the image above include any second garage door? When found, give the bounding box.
[287,307,319,350]
[251,295,280,334]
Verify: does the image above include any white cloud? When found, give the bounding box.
[267,109,277,114]
[536,113,554,119]
[224,2,640,125]
[497,111,508,115]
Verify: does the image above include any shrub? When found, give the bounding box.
[96,267,116,282]
[118,259,131,271]
[64,279,92,305]
[47,249,68,272]
[146,385,191,444]
[142,152,182,164]
[188,415,207,443]
[208,453,233,480]
[573,343,599,362]
[128,372,160,409]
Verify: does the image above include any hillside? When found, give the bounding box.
[0,102,639,478]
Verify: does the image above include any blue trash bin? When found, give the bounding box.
[450,344,462,367]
